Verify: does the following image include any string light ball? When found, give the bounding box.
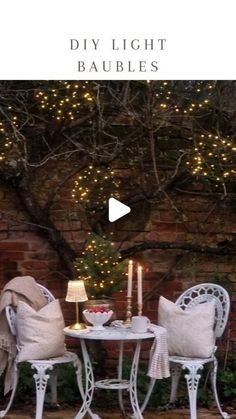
[146,80,215,115]
[35,81,94,121]
[72,165,121,210]
[186,133,236,186]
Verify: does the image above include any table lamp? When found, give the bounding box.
[66,279,88,330]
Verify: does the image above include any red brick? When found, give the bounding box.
[21,260,49,270]
[28,240,51,251]
[0,222,9,230]
[26,251,57,260]
[18,270,50,279]
[0,232,9,239]
[151,222,187,233]
[0,242,29,251]
[8,232,25,238]
[1,252,25,261]
[159,211,178,222]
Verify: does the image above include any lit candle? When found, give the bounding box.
[137,265,143,305]
[127,260,133,298]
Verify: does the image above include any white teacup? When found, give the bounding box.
[131,316,150,333]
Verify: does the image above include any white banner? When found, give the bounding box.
[0,0,235,79]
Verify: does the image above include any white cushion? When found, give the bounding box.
[16,300,66,362]
[158,296,215,358]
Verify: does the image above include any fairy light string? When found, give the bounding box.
[72,165,121,210]
[0,110,18,162]
[0,81,234,192]
[35,81,94,121]
[186,133,236,186]
[147,80,215,114]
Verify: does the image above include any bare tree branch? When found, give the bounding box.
[120,240,236,259]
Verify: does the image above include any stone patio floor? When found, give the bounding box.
[4,407,236,419]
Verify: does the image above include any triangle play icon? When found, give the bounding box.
[108,197,131,222]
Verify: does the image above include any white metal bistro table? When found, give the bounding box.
[64,325,154,419]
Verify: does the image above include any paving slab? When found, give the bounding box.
[4,407,236,419]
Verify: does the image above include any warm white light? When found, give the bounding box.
[66,280,88,302]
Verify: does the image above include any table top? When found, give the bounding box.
[64,325,154,341]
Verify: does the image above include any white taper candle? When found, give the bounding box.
[127,260,133,298]
[137,265,143,305]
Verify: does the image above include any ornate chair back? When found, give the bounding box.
[5,284,55,337]
[175,282,230,338]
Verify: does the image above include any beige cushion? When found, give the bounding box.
[158,296,215,358]
[16,300,66,362]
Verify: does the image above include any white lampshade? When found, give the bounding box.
[66,280,88,302]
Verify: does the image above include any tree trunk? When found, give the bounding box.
[10,176,77,277]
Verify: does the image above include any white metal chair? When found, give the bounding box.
[0,284,84,419]
[140,283,230,419]
[168,283,230,419]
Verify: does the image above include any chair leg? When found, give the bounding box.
[169,363,182,404]
[183,364,203,419]
[32,363,52,419]
[210,359,230,419]
[0,364,19,418]
[49,366,58,405]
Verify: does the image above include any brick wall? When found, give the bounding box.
[0,177,235,363]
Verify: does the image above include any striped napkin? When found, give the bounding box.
[147,324,170,379]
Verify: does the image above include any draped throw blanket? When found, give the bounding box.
[0,276,48,394]
[147,324,170,380]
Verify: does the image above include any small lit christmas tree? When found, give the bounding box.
[74,233,127,298]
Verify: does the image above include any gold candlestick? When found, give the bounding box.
[124,296,132,325]
[138,303,143,316]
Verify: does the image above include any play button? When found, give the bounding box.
[108,197,131,222]
[83,168,151,239]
